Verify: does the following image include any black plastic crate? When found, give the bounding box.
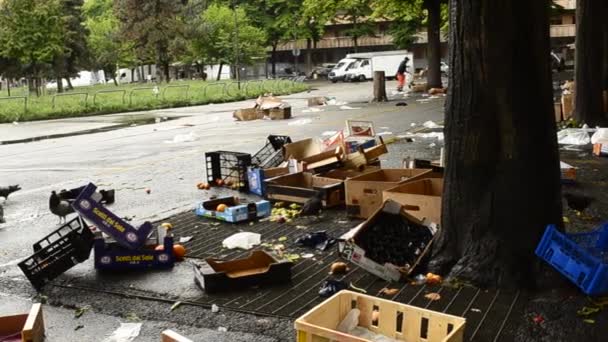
[251,135,291,168]
[205,151,252,191]
[18,217,94,290]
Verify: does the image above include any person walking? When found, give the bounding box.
[396,57,409,92]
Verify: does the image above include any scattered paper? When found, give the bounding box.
[179,236,193,243]
[340,105,361,110]
[102,323,142,342]
[165,132,199,144]
[471,308,482,313]
[211,304,220,313]
[302,107,324,113]
[222,232,261,249]
[218,327,228,332]
[423,120,442,129]
[288,118,312,126]
[302,253,314,259]
[170,301,182,311]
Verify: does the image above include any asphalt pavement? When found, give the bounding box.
[0,80,445,341]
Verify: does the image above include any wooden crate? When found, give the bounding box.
[162,330,193,342]
[295,290,465,342]
[0,303,44,342]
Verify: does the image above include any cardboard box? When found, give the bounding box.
[247,166,290,196]
[560,161,577,183]
[308,96,327,106]
[383,178,443,224]
[562,93,574,120]
[0,304,44,342]
[265,172,344,207]
[593,143,608,157]
[338,200,437,281]
[344,136,376,154]
[345,169,436,219]
[267,107,292,120]
[283,138,324,160]
[233,108,265,121]
[319,166,380,180]
[554,102,563,122]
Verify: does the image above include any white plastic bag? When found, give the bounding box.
[337,309,360,333]
[557,129,591,145]
[102,323,142,342]
[591,128,608,144]
[222,232,261,249]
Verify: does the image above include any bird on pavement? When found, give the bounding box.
[564,193,594,213]
[300,191,325,217]
[49,191,75,224]
[0,185,21,201]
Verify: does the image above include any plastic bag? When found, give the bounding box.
[337,309,360,333]
[557,129,591,145]
[102,323,142,342]
[222,232,261,249]
[591,128,608,145]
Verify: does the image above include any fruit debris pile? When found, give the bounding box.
[355,212,433,270]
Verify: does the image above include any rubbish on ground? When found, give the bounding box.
[345,168,434,219]
[329,261,350,274]
[102,323,142,342]
[396,102,408,106]
[302,253,314,259]
[217,327,228,332]
[308,96,327,107]
[18,217,94,290]
[591,128,608,144]
[428,87,447,95]
[338,200,437,282]
[193,251,292,293]
[425,292,441,301]
[349,282,367,293]
[532,314,544,324]
[266,173,344,207]
[319,279,348,297]
[165,132,199,144]
[302,107,324,113]
[429,143,436,148]
[196,182,211,190]
[560,161,577,183]
[0,303,44,342]
[563,216,570,223]
[170,301,182,311]
[270,207,300,222]
[426,273,443,285]
[288,118,313,126]
[233,108,265,121]
[255,95,290,110]
[196,197,271,223]
[295,290,465,342]
[296,231,337,251]
[326,98,347,106]
[383,178,443,224]
[179,236,193,243]
[583,319,595,324]
[74,305,90,318]
[557,128,591,145]
[416,132,444,140]
[285,254,301,262]
[413,274,427,285]
[577,306,600,316]
[248,165,291,196]
[75,325,84,331]
[222,232,261,250]
[345,120,375,137]
[343,136,376,154]
[423,120,443,129]
[536,223,608,295]
[410,123,417,127]
[289,203,301,210]
[380,288,399,296]
[340,105,361,110]
[564,193,593,212]
[471,308,482,313]
[161,330,194,342]
[278,236,288,242]
[376,132,393,136]
[211,304,220,313]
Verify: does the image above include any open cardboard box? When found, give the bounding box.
[0,304,44,342]
[345,169,440,219]
[338,200,438,282]
[233,108,265,121]
[265,172,344,207]
[319,166,381,181]
[283,139,345,172]
[383,178,443,224]
[193,251,292,293]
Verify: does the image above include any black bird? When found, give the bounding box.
[49,191,75,224]
[0,185,21,201]
[564,193,594,212]
[0,204,5,224]
[300,191,324,217]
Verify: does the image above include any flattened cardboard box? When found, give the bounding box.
[383,178,443,224]
[345,169,438,219]
[338,200,438,282]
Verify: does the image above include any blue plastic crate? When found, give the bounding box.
[536,223,608,295]
[196,196,271,223]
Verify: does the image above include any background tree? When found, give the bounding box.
[53,0,90,92]
[573,0,606,126]
[430,0,562,287]
[115,0,187,83]
[0,0,65,95]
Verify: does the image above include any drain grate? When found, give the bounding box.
[162,209,524,341]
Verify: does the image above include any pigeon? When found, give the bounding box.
[564,193,593,213]
[0,204,5,224]
[49,191,75,224]
[0,185,21,200]
[300,191,324,217]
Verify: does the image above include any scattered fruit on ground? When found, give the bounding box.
[426,273,442,285]
[424,292,441,301]
[330,262,349,275]
[215,179,224,186]
[380,288,399,296]
[173,244,186,261]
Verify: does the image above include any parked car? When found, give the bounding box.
[310,64,336,79]
[328,59,357,83]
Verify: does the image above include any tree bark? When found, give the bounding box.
[217,62,224,81]
[574,0,606,125]
[306,38,313,77]
[66,78,73,90]
[425,0,443,88]
[372,71,388,102]
[430,0,562,288]
[57,78,64,93]
[271,44,277,78]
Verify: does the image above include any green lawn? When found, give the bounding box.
[0,79,308,123]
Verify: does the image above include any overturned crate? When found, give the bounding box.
[251,135,292,168]
[205,151,252,191]
[295,290,465,342]
[18,217,94,290]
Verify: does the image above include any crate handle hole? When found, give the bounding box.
[577,272,586,284]
[420,317,429,339]
[372,305,379,327]
[447,323,454,334]
[396,311,404,333]
[351,299,357,309]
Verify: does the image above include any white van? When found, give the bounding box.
[344,51,414,82]
[328,58,357,83]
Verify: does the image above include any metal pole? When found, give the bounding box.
[233,1,241,90]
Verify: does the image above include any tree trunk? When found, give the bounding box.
[430,0,562,288]
[306,38,313,77]
[57,78,64,93]
[66,78,73,90]
[164,62,171,83]
[7,80,10,97]
[425,0,443,88]
[372,71,388,102]
[353,36,359,53]
[217,62,224,81]
[574,0,606,125]
[271,44,277,78]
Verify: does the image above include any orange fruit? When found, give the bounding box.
[203,183,211,190]
[216,179,224,186]
[216,204,228,212]
[173,244,186,261]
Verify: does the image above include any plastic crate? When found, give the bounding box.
[73,183,153,250]
[18,217,94,290]
[205,151,252,191]
[536,223,608,295]
[295,290,465,342]
[251,135,292,168]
